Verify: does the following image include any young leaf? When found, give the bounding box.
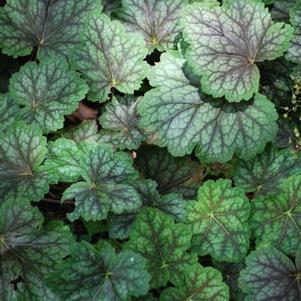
[61,143,142,221]
[48,241,150,301]
[0,122,53,203]
[125,208,198,288]
[188,179,250,262]
[135,145,203,199]
[239,247,301,301]
[99,96,145,150]
[233,145,301,195]
[182,0,294,101]
[0,93,18,131]
[0,199,73,300]
[117,0,186,51]
[0,0,101,60]
[286,3,301,63]
[9,59,88,133]
[160,265,229,301]
[139,51,278,163]
[72,13,149,102]
[251,175,301,255]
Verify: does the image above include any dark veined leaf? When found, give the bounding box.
[48,241,150,301]
[188,179,250,262]
[233,145,301,195]
[135,145,204,199]
[60,120,100,143]
[251,175,301,255]
[260,59,294,106]
[182,0,294,101]
[286,2,301,64]
[72,12,149,102]
[103,0,121,16]
[99,96,145,150]
[271,0,297,21]
[44,138,86,183]
[9,58,88,133]
[0,0,101,60]
[213,261,246,301]
[160,265,229,301]
[117,0,186,51]
[125,208,198,288]
[60,142,142,221]
[0,93,18,131]
[139,51,278,163]
[0,199,73,301]
[109,179,189,239]
[0,122,54,203]
[239,246,301,301]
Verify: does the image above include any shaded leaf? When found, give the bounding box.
[99,96,145,150]
[0,199,73,301]
[233,145,301,195]
[135,145,203,199]
[251,175,301,255]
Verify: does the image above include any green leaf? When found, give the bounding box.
[233,145,301,195]
[0,93,18,131]
[182,0,294,101]
[0,122,53,203]
[0,198,73,301]
[9,59,88,133]
[44,138,85,183]
[239,246,301,301]
[286,3,301,64]
[139,51,278,163]
[61,143,142,221]
[48,241,150,301]
[61,120,100,143]
[103,0,121,16]
[72,12,149,102]
[117,0,186,51]
[187,179,250,262]
[99,96,145,150]
[160,265,229,301]
[0,0,101,60]
[251,175,301,255]
[125,208,197,288]
[135,145,203,199]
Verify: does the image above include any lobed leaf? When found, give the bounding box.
[188,179,250,262]
[182,0,294,101]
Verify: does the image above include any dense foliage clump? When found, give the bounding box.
[0,0,300,300]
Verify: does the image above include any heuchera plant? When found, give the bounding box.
[0,0,301,300]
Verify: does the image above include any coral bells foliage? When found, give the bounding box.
[1,0,301,300]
